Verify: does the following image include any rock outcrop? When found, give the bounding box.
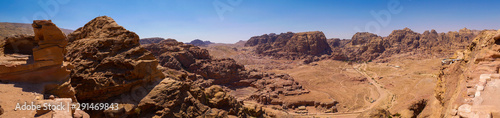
[428,29,500,117]
[244,28,477,62]
[245,31,332,59]
[335,32,385,61]
[1,35,37,55]
[143,39,336,114]
[65,16,165,101]
[0,20,71,83]
[0,22,73,39]
[142,40,249,86]
[139,37,165,45]
[137,78,264,117]
[60,16,269,117]
[329,28,480,62]
[250,73,310,105]
[142,39,210,70]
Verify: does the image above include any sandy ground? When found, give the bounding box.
[200,44,443,117]
[0,82,46,118]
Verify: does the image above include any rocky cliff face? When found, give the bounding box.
[143,39,249,86]
[137,79,263,117]
[329,28,479,62]
[427,30,500,117]
[139,37,165,45]
[63,16,266,117]
[333,32,385,61]
[245,31,332,59]
[65,16,165,101]
[0,20,72,83]
[1,35,37,56]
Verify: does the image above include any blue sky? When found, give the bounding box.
[1,0,499,43]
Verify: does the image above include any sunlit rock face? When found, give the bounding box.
[0,20,71,83]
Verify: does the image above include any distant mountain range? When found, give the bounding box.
[186,39,213,46]
[140,38,214,46]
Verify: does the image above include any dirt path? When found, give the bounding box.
[293,63,394,118]
[352,63,393,112]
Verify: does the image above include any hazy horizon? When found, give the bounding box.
[1,0,499,43]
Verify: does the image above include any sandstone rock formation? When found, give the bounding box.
[142,39,211,70]
[139,37,164,45]
[0,105,3,116]
[0,20,83,117]
[244,28,477,63]
[143,39,337,114]
[1,35,37,56]
[0,20,71,83]
[329,28,479,62]
[142,39,250,86]
[250,73,310,105]
[137,78,264,117]
[429,29,500,117]
[337,32,385,61]
[59,16,271,117]
[65,16,165,101]
[245,31,332,59]
[186,39,213,46]
[0,22,73,39]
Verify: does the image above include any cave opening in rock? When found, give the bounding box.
[409,99,428,118]
[495,38,500,45]
[3,36,37,55]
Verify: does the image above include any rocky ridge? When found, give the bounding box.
[65,16,165,102]
[61,16,274,117]
[246,28,479,62]
[428,29,500,117]
[329,28,479,62]
[245,31,332,60]
[139,37,165,45]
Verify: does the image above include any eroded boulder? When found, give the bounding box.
[65,16,165,101]
[138,78,264,117]
[0,20,71,83]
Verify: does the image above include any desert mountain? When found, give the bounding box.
[0,22,73,38]
[186,39,213,46]
[245,31,332,60]
[139,37,165,45]
[329,28,479,62]
[245,28,479,62]
[65,16,166,102]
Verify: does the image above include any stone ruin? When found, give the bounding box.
[454,74,500,118]
[0,20,71,83]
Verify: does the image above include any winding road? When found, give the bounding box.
[352,63,394,112]
[291,63,394,117]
